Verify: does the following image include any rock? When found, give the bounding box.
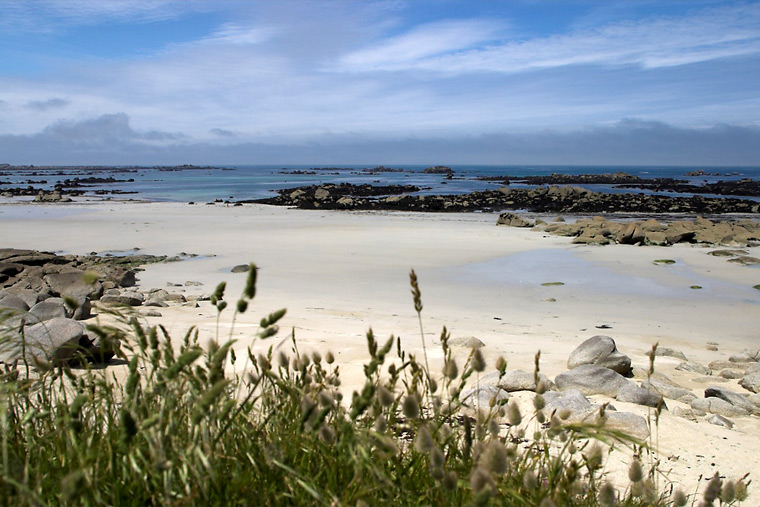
[708,360,753,371]
[497,212,532,228]
[567,335,632,375]
[705,386,758,414]
[143,310,163,317]
[706,414,734,429]
[673,407,697,421]
[314,187,330,200]
[44,270,103,300]
[675,361,711,375]
[27,299,67,323]
[99,291,144,306]
[739,371,760,394]
[0,318,87,365]
[719,369,744,380]
[640,379,696,403]
[231,264,249,273]
[0,294,30,312]
[728,256,760,266]
[185,280,203,286]
[729,350,760,363]
[87,334,120,364]
[461,385,510,408]
[616,383,663,408]
[480,369,555,393]
[0,288,40,308]
[598,412,650,440]
[691,398,749,418]
[651,347,688,361]
[555,364,632,397]
[543,389,593,414]
[449,336,485,348]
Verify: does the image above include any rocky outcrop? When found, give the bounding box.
[567,335,632,375]
[250,183,760,215]
[531,216,760,248]
[496,212,532,228]
[0,249,191,367]
[555,364,632,397]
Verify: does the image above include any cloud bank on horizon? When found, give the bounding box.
[0,0,759,165]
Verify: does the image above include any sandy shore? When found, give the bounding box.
[2,200,759,493]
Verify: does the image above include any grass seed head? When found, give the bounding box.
[443,358,458,379]
[704,473,722,504]
[523,470,538,491]
[598,481,616,506]
[472,348,486,372]
[325,351,335,364]
[672,489,688,506]
[628,458,644,483]
[414,424,434,453]
[443,470,458,492]
[482,440,508,475]
[507,401,522,427]
[402,393,420,419]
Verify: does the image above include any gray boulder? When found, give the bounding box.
[480,369,554,392]
[0,288,39,308]
[449,336,485,349]
[739,371,760,394]
[44,270,103,300]
[0,318,87,365]
[555,364,632,397]
[675,361,711,375]
[543,389,594,416]
[567,335,632,375]
[729,350,760,363]
[651,347,688,361]
[708,360,753,371]
[640,378,696,403]
[28,299,67,323]
[705,386,758,414]
[0,294,29,312]
[691,397,749,418]
[461,385,510,408]
[616,383,663,408]
[719,369,744,380]
[673,407,697,421]
[100,291,144,306]
[706,414,734,429]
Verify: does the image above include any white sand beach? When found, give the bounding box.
[2,200,759,493]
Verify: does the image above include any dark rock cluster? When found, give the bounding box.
[250,183,760,214]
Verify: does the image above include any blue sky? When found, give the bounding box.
[0,0,759,165]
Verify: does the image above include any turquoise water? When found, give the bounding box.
[2,164,759,203]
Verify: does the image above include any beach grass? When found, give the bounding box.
[0,265,750,505]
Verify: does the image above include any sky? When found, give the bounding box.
[0,0,759,166]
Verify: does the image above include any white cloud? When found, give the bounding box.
[0,0,218,31]
[340,3,760,73]
[339,18,504,71]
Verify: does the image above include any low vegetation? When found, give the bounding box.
[0,265,750,505]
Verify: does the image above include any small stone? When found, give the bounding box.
[449,336,485,349]
[706,414,734,429]
[675,361,711,375]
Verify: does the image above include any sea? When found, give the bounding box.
[2,164,760,203]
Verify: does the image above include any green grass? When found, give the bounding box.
[0,265,750,505]
[653,259,676,265]
[541,282,565,287]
